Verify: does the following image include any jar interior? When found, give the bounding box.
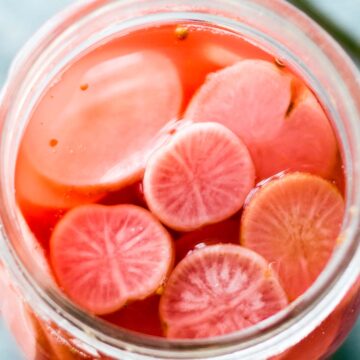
[0,1,359,359]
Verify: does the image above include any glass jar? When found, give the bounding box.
[0,0,359,359]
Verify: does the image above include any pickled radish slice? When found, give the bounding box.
[50,204,174,315]
[22,50,182,190]
[16,150,104,210]
[160,244,288,339]
[186,59,337,179]
[241,173,344,300]
[144,122,255,231]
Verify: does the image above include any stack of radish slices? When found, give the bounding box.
[19,54,344,340]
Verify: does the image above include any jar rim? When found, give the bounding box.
[0,1,359,359]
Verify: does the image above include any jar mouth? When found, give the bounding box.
[0,0,359,359]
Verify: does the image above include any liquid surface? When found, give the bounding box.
[16,22,345,340]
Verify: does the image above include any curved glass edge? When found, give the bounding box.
[0,1,359,359]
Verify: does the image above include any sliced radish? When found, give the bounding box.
[16,150,104,210]
[50,204,174,315]
[186,59,337,179]
[241,172,344,301]
[160,244,288,339]
[22,50,182,191]
[175,218,240,263]
[144,122,255,231]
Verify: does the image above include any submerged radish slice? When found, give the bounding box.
[241,172,344,301]
[186,59,337,179]
[160,244,288,339]
[22,50,182,190]
[143,122,255,231]
[16,150,104,210]
[50,204,174,315]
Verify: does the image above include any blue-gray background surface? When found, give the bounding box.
[0,0,359,358]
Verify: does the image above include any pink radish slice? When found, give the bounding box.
[185,59,337,180]
[241,172,344,301]
[22,50,182,191]
[143,122,255,231]
[160,244,288,339]
[50,204,174,315]
[16,150,104,210]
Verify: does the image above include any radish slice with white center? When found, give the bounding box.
[160,244,288,339]
[144,122,255,231]
[50,204,174,315]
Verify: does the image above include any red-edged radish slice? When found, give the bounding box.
[241,172,344,300]
[186,59,337,179]
[144,122,255,231]
[160,244,288,339]
[50,204,174,315]
[22,51,182,191]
